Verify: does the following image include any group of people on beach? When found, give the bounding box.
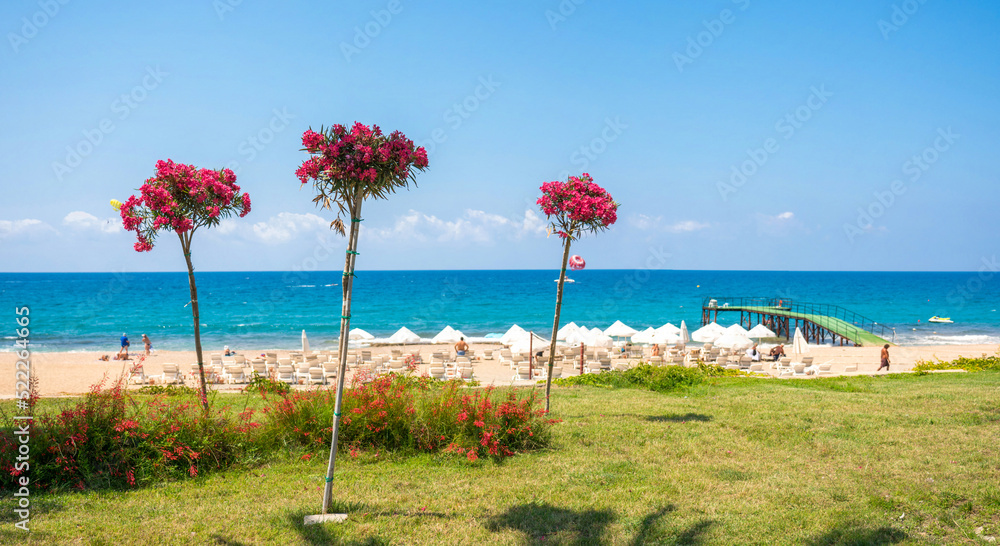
[113,333,152,360]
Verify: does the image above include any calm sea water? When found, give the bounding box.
[2,270,998,352]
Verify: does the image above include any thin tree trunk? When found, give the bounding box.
[544,236,572,412]
[180,232,209,414]
[322,190,363,515]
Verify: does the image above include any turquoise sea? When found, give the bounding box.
[2,270,998,352]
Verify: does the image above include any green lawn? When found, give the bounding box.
[3,373,999,545]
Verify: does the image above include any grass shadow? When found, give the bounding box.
[630,505,675,545]
[286,500,453,545]
[674,519,715,545]
[485,502,615,544]
[646,413,713,423]
[806,522,907,545]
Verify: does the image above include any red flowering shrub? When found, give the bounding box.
[0,374,262,492]
[260,374,557,462]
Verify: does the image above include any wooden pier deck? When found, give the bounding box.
[702,297,894,347]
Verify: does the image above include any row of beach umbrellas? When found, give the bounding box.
[302,319,798,353]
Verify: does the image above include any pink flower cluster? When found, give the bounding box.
[295,122,428,187]
[536,173,618,238]
[120,159,251,252]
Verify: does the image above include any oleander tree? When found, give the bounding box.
[538,173,618,412]
[116,160,251,413]
[295,122,428,514]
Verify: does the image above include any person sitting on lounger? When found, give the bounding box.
[224,345,237,357]
[769,344,785,361]
[746,343,761,362]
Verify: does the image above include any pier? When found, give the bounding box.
[702,297,894,347]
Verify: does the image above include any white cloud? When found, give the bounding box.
[63,211,120,233]
[630,214,710,233]
[250,212,329,244]
[0,218,56,239]
[364,208,548,244]
[755,211,801,236]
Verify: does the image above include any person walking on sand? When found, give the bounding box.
[878,344,890,371]
[142,334,152,356]
[118,333,130,360]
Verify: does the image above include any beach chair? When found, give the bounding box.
[250,361,268,379]
[739,356,751,370]
[390,349,402,359]
[360,350,372,363]
[844,362,859,373]
[323,362,339,383]
[234,355,247,366]
[792,363,807,376]
[224,365,246,384]
[307,367,325,385]
[428,366,446,380]
[748,362,764,373]
[387,359,406,373]
[276,366,295,385]
[775,357,792,373]
[128,363,148,385]
[161,363,182,385]
[512,366,532,381]
[816,362,834,376]
[294,363,311,384]
[800,356,814,366]
[612,360,630,372]
[458,366,475,381]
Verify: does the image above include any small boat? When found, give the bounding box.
[555,278,575,283]
[928,316,953,324]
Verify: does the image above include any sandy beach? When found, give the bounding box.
[2,342,996,398]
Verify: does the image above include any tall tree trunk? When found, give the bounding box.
[544,236,572,412]
[322,190,363,515]
[180,232,209,414]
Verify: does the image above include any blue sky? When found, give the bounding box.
[1,0,998,273]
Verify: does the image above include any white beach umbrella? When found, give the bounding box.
[500,324,527,346]
[656,323,681,336]
[747,324,777,339]
[348,328,374,341]
[680,321,690,344]
[388,327,421,345]
[793,327,809,355]
[565,329,592,346]
[631,327,656,344]
[726,323,749,336]
[714,331,753,351]
[431,326,464,344]
[604,320,638,338]
[556,322,581,340]
[510,332,549,355]
[590,332,614,348]
[651,329,680,345]
[301,330,310,353]
[691,322,727,343]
